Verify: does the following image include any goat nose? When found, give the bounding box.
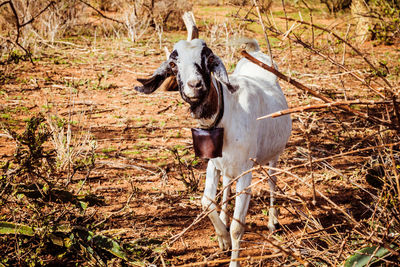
[187,79,202,89]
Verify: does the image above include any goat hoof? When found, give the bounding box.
[218,236,232,251]
[268,222,281,233]
[274,222,282,231]
[229,260,240,267]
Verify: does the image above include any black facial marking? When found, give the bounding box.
[191,79,221,121]
[194,45,214,88]
[169,50,178,60]
[200,45,212,59]
[168,50,178,75]
[176,74,184,95]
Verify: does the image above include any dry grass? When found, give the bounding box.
[1,0,400,265]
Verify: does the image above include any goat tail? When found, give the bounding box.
[232,37,260,52]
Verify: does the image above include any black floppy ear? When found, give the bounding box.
[135,60,173,94]
[209,55,229,85]
[208,53,238,93]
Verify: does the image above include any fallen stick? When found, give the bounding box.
[258,100,392,119]
[60,108,113,116]
[177,253,284,267]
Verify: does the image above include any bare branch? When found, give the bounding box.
[252,0,274,66]
[77,0,124,24]
[279,17,394,91]
[241,50,396,130]
[0,1,10,9]
[259,100,392,119]
[7,0,21,43]
[20,1,55,28]
[1,0,55,63]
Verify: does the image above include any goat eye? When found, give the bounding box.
[208,56,214,65]
[169,62,176,68]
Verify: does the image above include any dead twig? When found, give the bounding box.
[177,253,284,266]
[241,50,396,130]
[278,17,394,92]
[258,100,392,119]
[77,0,124,24]
[393,96,400,129]
[60,108,114,116]
[252,0,274,66]
[1,0,55,63]
[157,105,172,114]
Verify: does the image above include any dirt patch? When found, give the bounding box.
[1,2,400,266]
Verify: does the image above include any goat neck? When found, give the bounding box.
[192,76,224,129]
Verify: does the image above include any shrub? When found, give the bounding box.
[367,0,400,45]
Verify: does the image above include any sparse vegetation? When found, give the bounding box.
[1,0,400,265]
[169,147,201,193]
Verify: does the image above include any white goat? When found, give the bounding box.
[135,39,292,266]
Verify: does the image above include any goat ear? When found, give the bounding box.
[209,55,237,93]
[210,55,229,84]
[135,61,173,94]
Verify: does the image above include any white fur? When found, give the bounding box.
[203,52,291,266]
[202,48,291,266]
[174,40,205,99]
[143,39,292,266]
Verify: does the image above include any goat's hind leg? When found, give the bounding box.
[268,157,280,232]
[201,161,232,250]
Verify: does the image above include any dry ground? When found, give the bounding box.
[1,2,400,266]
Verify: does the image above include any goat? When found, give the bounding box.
[135,39,292,266]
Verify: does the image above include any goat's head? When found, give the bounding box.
[135,39,232,107]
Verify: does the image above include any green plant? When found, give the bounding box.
[0,114,161,265]
[2,115,56,183]
[0,50,32,65]
[169,148,200,193]
[344,246,391,266]
[368,0,400,45]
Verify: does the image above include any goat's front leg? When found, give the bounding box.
[230,173,252,267]
[268,158,279,232]
[219,175,231,227]
[201,161,231,250]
